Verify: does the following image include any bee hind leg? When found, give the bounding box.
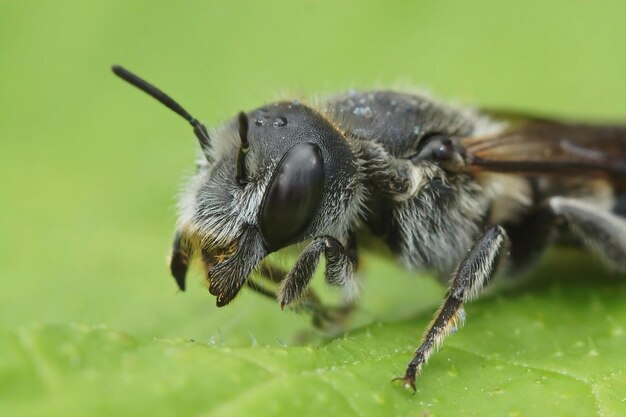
[506,197,626,273]
[394,225,509,392]
[548,197,626,271]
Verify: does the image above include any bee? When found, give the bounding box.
[112,65,626,392]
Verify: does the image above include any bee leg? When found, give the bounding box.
[245,278,276,299]
[248,262,356,331]
[278,236,357,309]
[394,225,508,392]
[356,140,415,197]
[256,263,289,284]
[296,292,356,332]
[170,230,191,291]
[548,197,626,271]
[259,233,358,285]
[208,226,267,307]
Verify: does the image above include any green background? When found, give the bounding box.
[1,1,625,416]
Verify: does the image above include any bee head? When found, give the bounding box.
[111,66,363,306]
[178,102,362,305]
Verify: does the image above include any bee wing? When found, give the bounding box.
[462,118,626,176]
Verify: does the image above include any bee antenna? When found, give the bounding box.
[111,65,211,152]
[236,111,250,184]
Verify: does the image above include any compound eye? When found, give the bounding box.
[260,143,325,250]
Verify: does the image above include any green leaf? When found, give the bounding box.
[2,261,625,417]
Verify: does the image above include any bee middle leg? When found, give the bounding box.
[394,225,509,392]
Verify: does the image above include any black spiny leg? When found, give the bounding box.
[394,225,508,392]
[248,249,357,331]
[278,236,357,308]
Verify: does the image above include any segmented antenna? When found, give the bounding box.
[111,65,211,152]
[236,111,250,184]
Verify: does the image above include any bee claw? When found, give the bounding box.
[392,375,417,394]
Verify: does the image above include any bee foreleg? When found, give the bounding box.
[356,140,417,198]
[258,234,358,284]
[256,263,289,284]
[250,255,357,331]
[245,278,277,299]
[278,236,357,308]
[170,230,191,291]
[207,226,267,307]
[394,225,508,392]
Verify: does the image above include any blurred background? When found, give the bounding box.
[1,0,625,349]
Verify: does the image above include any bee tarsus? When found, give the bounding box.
[247,263,356,331]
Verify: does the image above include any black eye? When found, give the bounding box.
[414,134,454,161]
[260,143,325,250]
